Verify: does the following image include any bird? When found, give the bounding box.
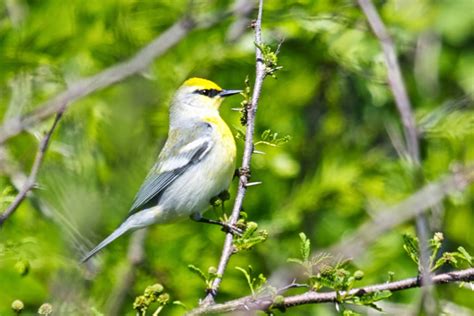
[81,78,241,263]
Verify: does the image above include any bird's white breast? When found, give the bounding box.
[152,118,236,223]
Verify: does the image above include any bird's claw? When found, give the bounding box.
[221,223,243,236]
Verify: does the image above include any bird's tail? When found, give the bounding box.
[80,224,130,263]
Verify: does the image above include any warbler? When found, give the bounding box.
[81,78,240,262]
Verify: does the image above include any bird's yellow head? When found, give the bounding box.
[183,78,223,91]
[172,77,241,111]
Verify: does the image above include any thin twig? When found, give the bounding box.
[356,1,434,312]
[0,8,236,144]
[0,105,67,226]
[200,0,266,306]
[186,268,474,315]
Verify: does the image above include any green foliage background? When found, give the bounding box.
[0,0,473,315]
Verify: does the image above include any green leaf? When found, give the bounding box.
[187,265,208,283]
[234,222,268,252]
[254,41,283,78]
[402,234,419,265]
[236,265,267,296]
[287,258,303,265]
[172,301,188,310]
[347,290,392,312]
[299,232,310,262]
[255,129,291,147]
[236,266,255,295]
[369,290,392,301]
[457,246,473,266]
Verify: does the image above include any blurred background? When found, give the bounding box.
[0,0,472,315]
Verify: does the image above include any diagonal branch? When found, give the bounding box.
[200,0,266,306]
[0,104,67,226]
[187,268,474,315]
[269,165,474,287]
[326,165,474,259]
[0,9,235,145]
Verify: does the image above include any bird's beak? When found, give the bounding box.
[219,89,242,97]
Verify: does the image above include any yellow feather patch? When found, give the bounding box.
[203,116,236,164]
[203,116,236,153]
[182,77,222,90]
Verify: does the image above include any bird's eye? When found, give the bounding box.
[194,89,221,98]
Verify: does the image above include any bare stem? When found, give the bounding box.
[187,268,474,315]
[0,104,67,226]
[200,0,266,306]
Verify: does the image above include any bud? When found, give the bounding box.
[38,303,53,315]
[158,293,170,304]
[434,232,444,243]
[11,300,24,313]
[15,260,30,276]
[208,266,217,275]
[145,284,164,298]
[354,270,364,280]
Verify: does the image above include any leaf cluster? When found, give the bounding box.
[255,42,283,78]
[233,220,268,252]
[403,232,473,272]
[133,283,170,316]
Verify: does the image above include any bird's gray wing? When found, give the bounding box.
[128,125,213,215]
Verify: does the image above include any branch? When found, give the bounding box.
[357,0,419,163]
[0,9,235,144]
[200,0,266,306]
[326,165,474,260]
[269,165,474,287]
[187,268,474,315]
[357,0,434,310]
[0,104,67,226]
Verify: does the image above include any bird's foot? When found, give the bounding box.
[190,213,243,236]
[220,222,243,236]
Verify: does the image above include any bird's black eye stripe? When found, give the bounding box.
[193,88,221,98]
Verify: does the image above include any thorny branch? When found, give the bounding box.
[187,268,474,315]
[0,104,67,226]
[200,0,266,306]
